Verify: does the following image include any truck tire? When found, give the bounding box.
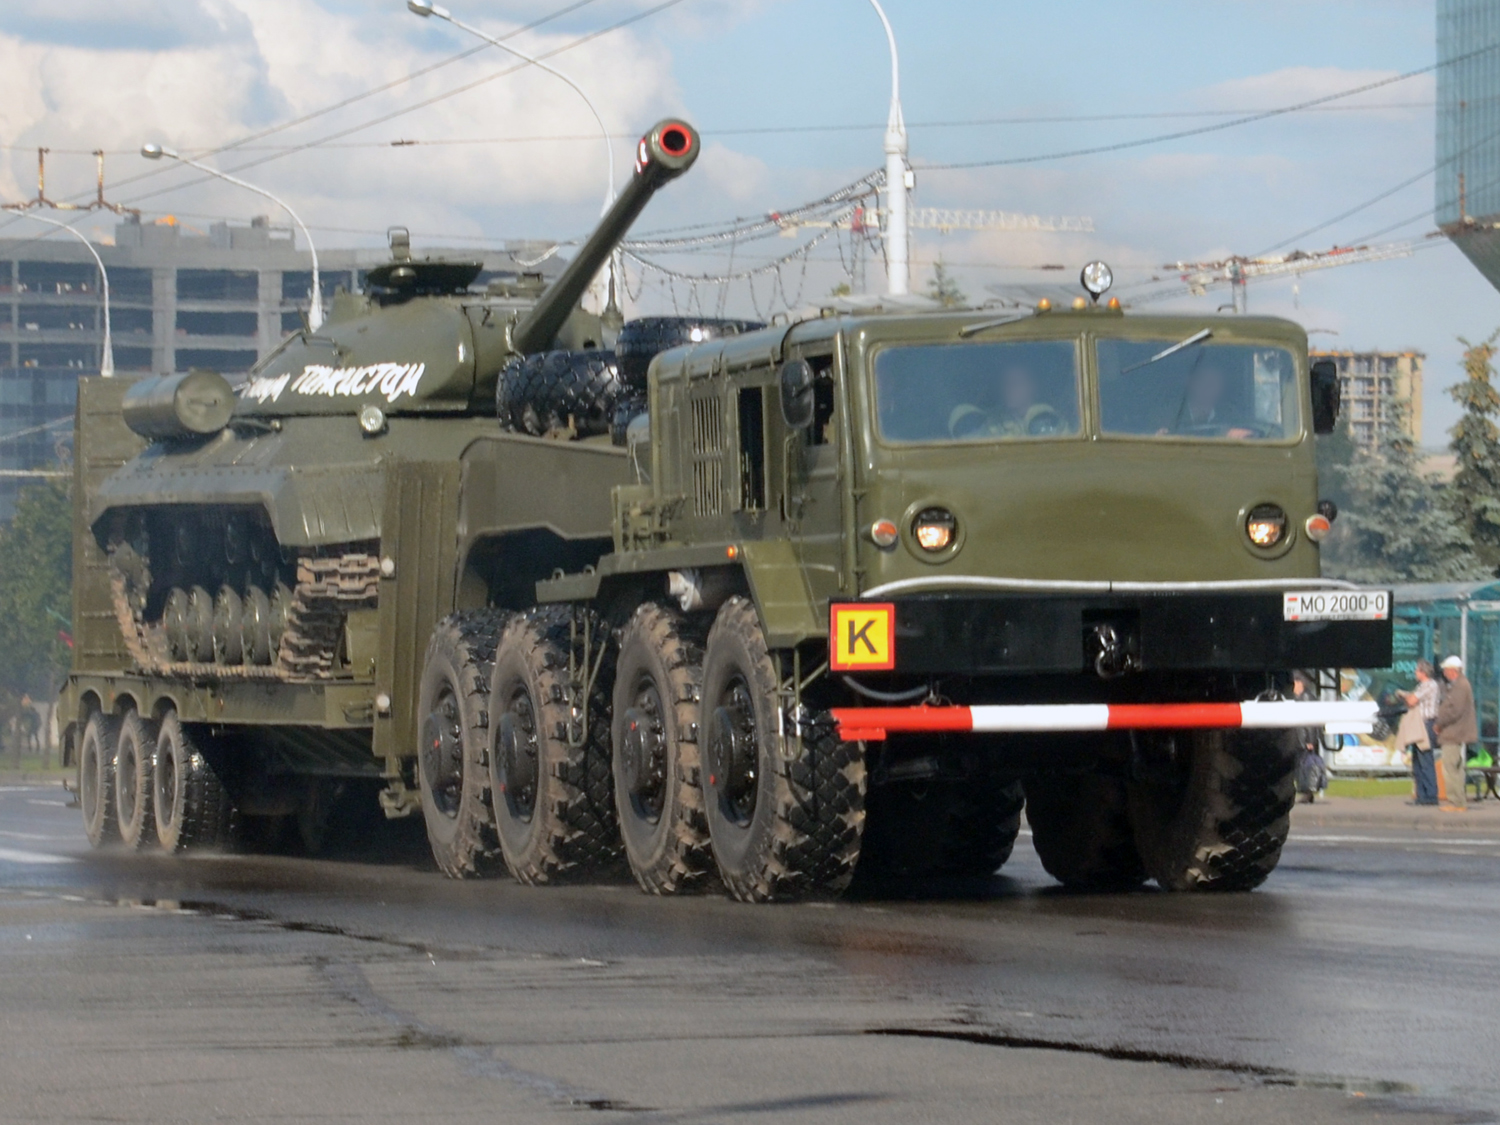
[496,350,622,439]
[615,317,765,388]
[1127,728,1298,892]
[857,764,1025,881]
[1024,769,1146,890]
[417,610,508,878]
[115,711,159,851]
[700,597,865,902]
[154,712,232,852]
[611,603,715,894]
[79,712,121,849]
[488,605,621,884]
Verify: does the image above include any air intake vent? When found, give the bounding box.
[690,394,724,517]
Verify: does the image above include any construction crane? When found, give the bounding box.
[771,205,1093,236]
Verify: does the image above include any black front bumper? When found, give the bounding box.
[861,591,1391,675]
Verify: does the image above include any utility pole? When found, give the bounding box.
[867,0,909,296]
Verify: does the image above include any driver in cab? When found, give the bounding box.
[1164,362,1255,439]
[948,365,1065,439]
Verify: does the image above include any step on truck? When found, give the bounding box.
[60,118,1389,897]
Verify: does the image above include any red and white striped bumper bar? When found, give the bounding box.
[829,700,1377,742]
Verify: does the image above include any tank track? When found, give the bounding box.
[109,550,380,683]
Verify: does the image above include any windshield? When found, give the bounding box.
[1096,338,1299,440]
[874,339,1080,444]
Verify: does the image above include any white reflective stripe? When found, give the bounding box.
[1324,722,1376,735]
[969,704,1112,732]
[859,575,1362,599]
[1238,700,1378,728]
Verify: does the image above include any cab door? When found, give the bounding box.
[784,346,845,604]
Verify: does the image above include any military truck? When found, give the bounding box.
[62,118,1388,899]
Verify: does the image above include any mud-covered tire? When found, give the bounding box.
[858,760,1025,881]
[497,350,622,439]
[417,610,509,878]
[1024,767,1146,890]
[611,604,715,894]
[489,605,621,884]
[615,317,764,388]
[700,597,865,902]
[1128,729,1298,892]
[79,712,121,849]
[154,712,232,853]
[115,712,159,851]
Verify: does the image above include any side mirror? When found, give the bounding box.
[779,358,816,430]
[1310,358,1340,435]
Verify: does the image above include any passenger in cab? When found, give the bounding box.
[948,364,1065,439]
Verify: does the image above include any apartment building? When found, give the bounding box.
[1309,349,1425,449]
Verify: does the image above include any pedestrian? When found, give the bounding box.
[1434,655,1478,812]
[1291,671,1328,803]
[1398,661,1440,806]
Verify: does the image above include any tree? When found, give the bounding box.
[1322,415,1486,583]
[925,258,966,308]
[1314,411,1358,516]
[0,479,74,699]
[1447,329,1500,574]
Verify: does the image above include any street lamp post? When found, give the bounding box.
[867,0,909,297]
[5,208,114,377]
[406,0,615,216]
[139,144,324,332]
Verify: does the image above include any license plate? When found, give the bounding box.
[1283,589,1389,622]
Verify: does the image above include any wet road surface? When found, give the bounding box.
[2,782,1498,1124]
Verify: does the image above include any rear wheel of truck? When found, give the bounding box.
[417,610,508,878]
[1127,728,1298,892]
[857,760,1025,882]
[79,712,121,849]
[1023,768,1146,890]
[611,603,715,895]
[488,606,621,884]
[115,711,159,851]
[699,597,865,903]
[154,712,232,853]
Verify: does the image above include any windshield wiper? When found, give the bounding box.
[1121,328,1212,373]
[958,312,1030,338]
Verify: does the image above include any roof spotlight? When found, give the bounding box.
[1080,260,1113,303]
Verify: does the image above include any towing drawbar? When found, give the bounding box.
[829,699,1377,742]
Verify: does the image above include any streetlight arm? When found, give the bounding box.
[143,145,323,331]
[6,208,113,377]
[866,0,903,136]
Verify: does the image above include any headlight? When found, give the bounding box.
[912,508,957,552]
[1246,504,1287,548]
[358,403,387,436]
[1080,260,1113,301]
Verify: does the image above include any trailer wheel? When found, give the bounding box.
[489,605,621,884]
[496,350,622,439]
[417,610,508,878]
[154,712,232,853]
[700,597,865,902]
[611,603,715,894]
[1127,728,1298,892]
[1024,768,1146,890]
[615,317,765,388]
[857,760,1024,882]
[116,711,159,851]
[79,712,121,849]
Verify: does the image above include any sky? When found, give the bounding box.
[0,0,1497,445]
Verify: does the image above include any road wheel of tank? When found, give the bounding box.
[79,711,121,849]
[1127,728,1298,892]
[615,317,765,388]
[1024,768,1146,890]
[416,610,508,878]
[154,712,232,853]
[857,760,1025,881]
[115,711,159,851]
[611,603,716,895]
[489,606,621,884]
[496,350,622,439]
[700,597,865,903]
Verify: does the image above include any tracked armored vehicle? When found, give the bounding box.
[64,121,1389,897]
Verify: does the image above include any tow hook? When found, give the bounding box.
[1087,622,1140,679]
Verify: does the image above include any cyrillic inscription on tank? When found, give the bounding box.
[240,362,426,405]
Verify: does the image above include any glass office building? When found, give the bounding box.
[1438,0,1500,289]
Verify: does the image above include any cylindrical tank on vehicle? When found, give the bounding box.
[122,370,235,440]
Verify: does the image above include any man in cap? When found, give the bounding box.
[1434,655,1478,811]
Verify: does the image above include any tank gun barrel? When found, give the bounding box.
[509,119,699,357]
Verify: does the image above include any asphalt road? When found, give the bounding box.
[3,782,1499,1125]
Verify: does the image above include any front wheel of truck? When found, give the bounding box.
[417,610,509,878]
[699,597,865,903]
[1127,728,1298,892]
[1023,768,1146,891]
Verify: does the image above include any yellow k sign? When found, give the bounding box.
[829,603,896,672]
